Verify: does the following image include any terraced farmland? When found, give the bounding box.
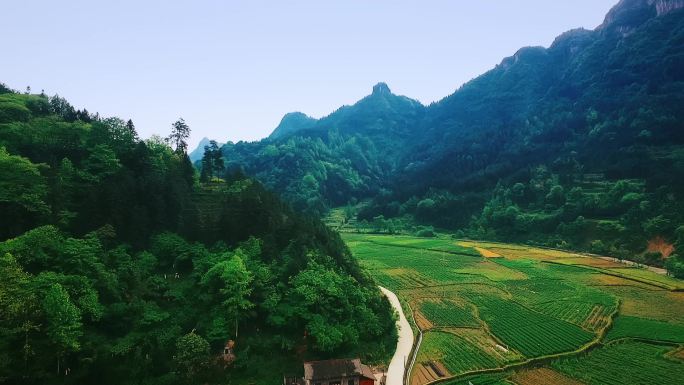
[344,234,684,385]
[416,331,498,380]
[471,295,595,357]
[551,340,684,385]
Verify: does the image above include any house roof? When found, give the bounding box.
[303,358,375,381]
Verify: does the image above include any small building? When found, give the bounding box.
[221,340,236,367]
[300,358,378,385]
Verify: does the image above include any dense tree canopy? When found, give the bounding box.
[0,89,396,384]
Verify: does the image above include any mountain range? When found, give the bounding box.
[193,0,684,263]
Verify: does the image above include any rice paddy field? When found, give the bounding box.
[343,233,684,385]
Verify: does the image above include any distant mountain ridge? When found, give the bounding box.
[189,137,224,162]
[267,82,425,140]
[201,0,684,262]
[269,112,317,139]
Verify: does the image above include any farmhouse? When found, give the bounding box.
[286,358,380,385]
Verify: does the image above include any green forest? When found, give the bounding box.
[215,5,684,275]
[0,88,396,384]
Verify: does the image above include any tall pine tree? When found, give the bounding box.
[169,118,190,154]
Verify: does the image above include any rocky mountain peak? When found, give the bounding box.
[598,0,684,35]
[372,82,392,96]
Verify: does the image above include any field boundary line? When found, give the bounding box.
[542,260,678,291]
[606,336,683,347]
[404,299,422,385]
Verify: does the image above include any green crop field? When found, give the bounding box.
[606,316,684,343]
[419,300,480,328]
[343,233,684,385]
[418,331,501,374]
[551,340,684,385]
[470,295,595,357]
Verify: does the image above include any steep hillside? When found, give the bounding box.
[389,0,684,255]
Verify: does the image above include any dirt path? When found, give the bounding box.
[597,256,668,275]
[380,286,415,385]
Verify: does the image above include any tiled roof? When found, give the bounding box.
[303,358,375,381]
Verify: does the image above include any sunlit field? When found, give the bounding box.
[344,233,684,385]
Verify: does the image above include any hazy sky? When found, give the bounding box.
[3,0,617,149]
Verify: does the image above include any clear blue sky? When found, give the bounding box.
[3,0,617,148]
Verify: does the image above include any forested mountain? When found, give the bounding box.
[269,112,317,140]
[0,89,395,384]
[217,82,425,212]
[203,0,684,272]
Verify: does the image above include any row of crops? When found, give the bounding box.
[532,301,611,331]
[419,300,480,328]
[533,301,600,328]
[471,295,595,357]
[418,332,501,375]
[606,315,684,342]
[551,340,684,385]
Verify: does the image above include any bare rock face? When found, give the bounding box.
[656,0,684,15]
[599,0,684,36]
[372,82,392,96]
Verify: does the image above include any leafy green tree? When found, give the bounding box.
[546,185,565,207]
[42,283,82,351]
[201,253,253,341]
[42,282,82,376]
[0,147,48,213]
[277,259,390,354]
[0,252,39,379]
[175,332,210,379]
[665,255,684,278]
[82,144,122,181]
[0,147,48,239]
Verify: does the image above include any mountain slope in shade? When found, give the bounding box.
[189,137,224,162]
[269,112,317,139]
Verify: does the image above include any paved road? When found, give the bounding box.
[380,286,415,385]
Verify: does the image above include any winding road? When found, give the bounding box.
[380,286,415,385]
